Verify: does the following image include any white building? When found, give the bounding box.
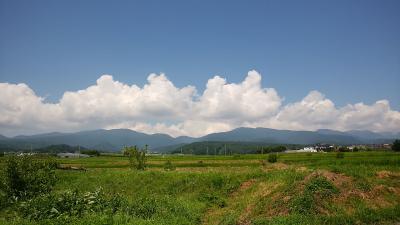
[285,147,317,153]
[57,153,90,158]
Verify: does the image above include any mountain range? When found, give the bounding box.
[0,127,398,152]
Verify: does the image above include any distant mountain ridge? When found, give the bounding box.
[0,127,398,152]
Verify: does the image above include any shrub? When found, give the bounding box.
[80,150,100,156]
[336,152,345,159]
[198,192,226,208]
[163,160,176,171]
[290,176,338,214]
[0,155,58,201]
[305,176,339,198]
[197,160,205,167]
[123,145,147,170]
[268,153,278,163]
[19,188,123,220]
[392,139,400,152]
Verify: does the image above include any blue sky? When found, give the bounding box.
[1,0,399,108]
[0,0,399,136]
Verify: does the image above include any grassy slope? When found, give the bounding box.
[0,152,399,224]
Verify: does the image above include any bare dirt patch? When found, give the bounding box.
[304,170,352,188]
[263,169,397,217]
[376,170,400,179]
[239,179,257,191]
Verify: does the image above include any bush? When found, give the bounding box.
[198,192,226,208]
[0,155,58,201]
[268,153,278,163]
[336,152,345,159]
[163,160,176,171]
[80,150,100,156]
[392,139,400,152]
[123,145,147,170]
[197,160,205,167]
[290,176,338,214]
[19,188,123,220]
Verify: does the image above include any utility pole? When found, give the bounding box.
[224,144,227,156]
[206,146,209,156]
[261,146,264,155]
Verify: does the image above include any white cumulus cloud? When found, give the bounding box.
[0,70,399,137]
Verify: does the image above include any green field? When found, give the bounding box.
[1,151,400,225]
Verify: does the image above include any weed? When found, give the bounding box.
[268,154,278,163]
[336,152,345,159]
[290,176,339,214]
[163,160,176,171]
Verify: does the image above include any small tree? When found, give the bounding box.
[123,145,147,170]
[268,153,278,163]
[392,139,400,152]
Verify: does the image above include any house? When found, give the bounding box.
[57,153,90,158]
[285,146,317,153]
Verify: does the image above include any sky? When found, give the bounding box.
[0,0,399,137]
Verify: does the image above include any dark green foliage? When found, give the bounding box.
[198,192,226,208]
[171,141,291,155]
[290,192,315,214]
[123,145,147,170]
[34,144,88,153]
[19,188,123,220]
[305,176,339,197]
[197,160,206,167]
[338,146,349,152]
[268,153,278,163]
[392,139,400,151]
[336,152,345,159]
[80,149,100,156]
[0,156,58,201]
[290,176,338,214]
[163,160,176,171]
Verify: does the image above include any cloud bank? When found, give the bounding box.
[1,70,399,137]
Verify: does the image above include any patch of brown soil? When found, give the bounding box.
[302,170,396,210]
[230,179,257,198]
[354,185,397,209]
[376,170,400,179]
[239,179,257,191]
[304,170,352,188]
[333,180,397,210]
[237,204,253,225]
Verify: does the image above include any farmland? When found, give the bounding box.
[1,151,399,225]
